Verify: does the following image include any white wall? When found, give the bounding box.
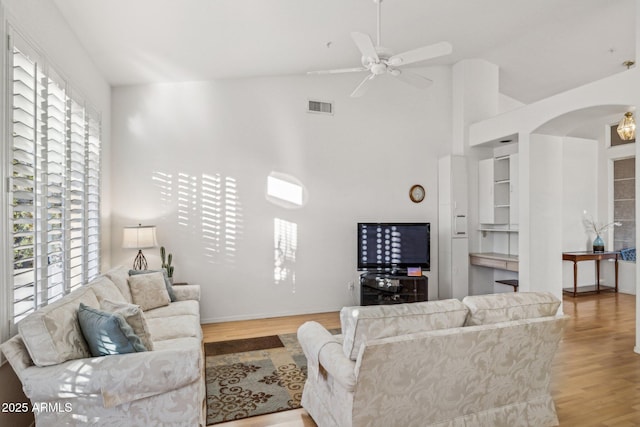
[561,137,599,287]
[110,69,452,323]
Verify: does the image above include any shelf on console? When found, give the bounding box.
[478,227,519,233]
[469,252,519,272]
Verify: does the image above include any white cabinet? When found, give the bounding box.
[479,157,509,225]
[478,155,517,227]
[438,155,469,300]
[509,153,519,227]
[478,158,494,224]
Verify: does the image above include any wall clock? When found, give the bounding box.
[409,184,425,203]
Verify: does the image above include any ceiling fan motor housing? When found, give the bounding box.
[370,63,387,75]
[361,46,394,74]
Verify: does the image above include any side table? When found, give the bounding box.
[562,251,618,297]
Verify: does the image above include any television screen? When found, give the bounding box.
[357,222,430,272]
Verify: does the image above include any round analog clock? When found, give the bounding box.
[409,184,425,203]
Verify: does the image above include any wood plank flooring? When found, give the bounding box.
[202,293,640,426]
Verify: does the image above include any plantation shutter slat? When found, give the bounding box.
[45,72,67,304]
[85,111,101,280]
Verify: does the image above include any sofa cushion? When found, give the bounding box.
[104,266,133,303]
[18,287,99,367]
[87,276,127,304]
[101,299,154,351]
[152,336,203,352]
[129,269,176,302]
[143,300,200,319]
[78,303,147,356]
[340,299,469,360]
[147,315,202,342]
[462,292,561,326]
[128,272,171,311]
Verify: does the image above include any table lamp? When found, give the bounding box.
[122,224,158,270]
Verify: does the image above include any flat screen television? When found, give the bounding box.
[357,222,430,272]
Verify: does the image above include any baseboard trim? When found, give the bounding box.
[634,346,640,355]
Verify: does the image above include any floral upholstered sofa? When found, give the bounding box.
[0,266,204,426]
[298,292,568,427]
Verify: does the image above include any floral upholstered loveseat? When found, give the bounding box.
[0,266,205,426]
[298,292,568,427]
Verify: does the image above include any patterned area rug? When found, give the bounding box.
[205,332,308,425]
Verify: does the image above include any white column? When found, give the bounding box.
[525,134,564,303]
[451,59,499,155]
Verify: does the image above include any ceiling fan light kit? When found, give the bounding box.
[308,0,452,97]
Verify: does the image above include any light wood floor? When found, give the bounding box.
[202,293,640,426]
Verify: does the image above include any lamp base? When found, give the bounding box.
[132,250,148,270]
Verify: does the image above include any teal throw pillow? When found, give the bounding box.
[129,269,176,302]
[77,303,147,357]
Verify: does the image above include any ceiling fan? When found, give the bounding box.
[308,0,452,97]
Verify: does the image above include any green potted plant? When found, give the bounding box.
[160,246,174,282]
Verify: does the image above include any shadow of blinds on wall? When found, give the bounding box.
[8,29,102,328]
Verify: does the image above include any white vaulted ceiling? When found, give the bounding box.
[52,0,635,103]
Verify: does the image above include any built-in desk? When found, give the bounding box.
[469,252,519,272]
[562,251,618,297]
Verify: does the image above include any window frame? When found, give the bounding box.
[612,156,636,252]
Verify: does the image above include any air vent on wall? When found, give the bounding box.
[307,99,333,115]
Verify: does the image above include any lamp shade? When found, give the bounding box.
[122,225,158,249]
[617,112,636,141]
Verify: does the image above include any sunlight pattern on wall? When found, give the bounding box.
[201,173,222,262]
[266,171,307,208]
[274,218,297,290]
[267,175,303,206]
[152,171,242,265]
[151,171,173,210]
[177,172,198,228]
[224,177,239,263]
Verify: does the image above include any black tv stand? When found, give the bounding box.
[359,272,428,306]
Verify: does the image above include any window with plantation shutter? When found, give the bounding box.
[7,30,102,329]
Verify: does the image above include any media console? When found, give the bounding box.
[360,272,428,306]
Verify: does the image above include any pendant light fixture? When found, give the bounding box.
[617,112,636,141]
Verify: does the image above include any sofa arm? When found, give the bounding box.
[172,284,200,301]
[0,334,34,381]
[298,321,356,391]
[20,347,201,408]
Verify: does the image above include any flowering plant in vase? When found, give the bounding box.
[583,213,621,252]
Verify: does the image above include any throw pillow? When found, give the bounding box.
[129,269,177,302]
[77,303,147,357]
[101,299,154,351]
[127,272,171,311]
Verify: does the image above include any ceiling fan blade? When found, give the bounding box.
[307,67,368,75]
[392,69,433,90]
[388,41,452,66]
[351,32,379,64]
[350,74,376,98]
